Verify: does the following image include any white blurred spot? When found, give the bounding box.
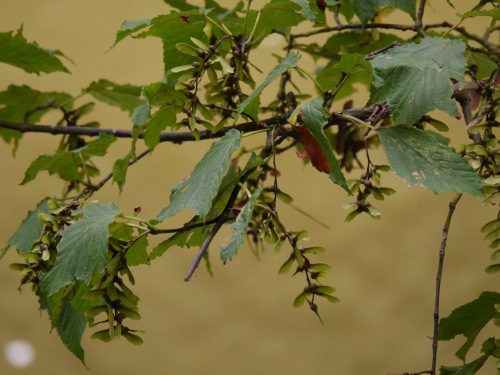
[4,340,35,368]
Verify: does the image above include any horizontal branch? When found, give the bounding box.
[0,116,286,143]
[0,107,378,143]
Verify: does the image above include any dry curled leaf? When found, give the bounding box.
[294,125,330,174]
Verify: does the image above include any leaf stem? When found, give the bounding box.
[294,67,324,97]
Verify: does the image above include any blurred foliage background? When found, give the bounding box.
[0,1,497,374]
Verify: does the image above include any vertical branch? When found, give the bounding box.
[415,0,427,31]
[431,193,462,375]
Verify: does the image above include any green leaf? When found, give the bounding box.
[438,291,500,361]
[335,53,372,75]
[315,32,399,97]
[370,37,466,125]
[53,286,87,364]
[220,188,263,262]
[112,152,133,192]
[131,102,151,128]
[125,235,149,266]
[162,0,197,11]
[136,10,208,73]
[238,53,301,115]
[5,198,50,254]
[39,203,121,296]
[466,51,499,80]
[156,129,241,221]
[0,27,70,74]
[290,0,318,22]
[378,126,483,197]
[85,79,143,115]
[439,352,491,375]
[0,85,72,146]
[293,99,348,191]
[251,0,305,44]
[351,0,416,25]
[143,106,179,150]
[462,9,500,21]
[21,133,116,185]
[293,290,309,307]
[112,19,152,47]
[150,154,258,259]
[149,223,208,259]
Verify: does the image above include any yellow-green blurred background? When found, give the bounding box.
[0,1,497,374]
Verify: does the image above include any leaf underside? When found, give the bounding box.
[378,126,483,196]
[156,129,241,221]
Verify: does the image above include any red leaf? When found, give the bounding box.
[294,125,330,174]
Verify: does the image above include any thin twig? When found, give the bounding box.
[75,148,150,201]
[431,193,462,375]
[183,183,241,281]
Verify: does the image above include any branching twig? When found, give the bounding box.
[75,148,151,201]
[183,132,288,281]
[431,193,462,375]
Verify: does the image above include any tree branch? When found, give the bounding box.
[414,0,427,32]
[431,193,462,375]
[0,117,284,143]
[0,107,381,143]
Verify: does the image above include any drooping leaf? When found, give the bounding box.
[4,198,50,254]
[85,79,143,115]
[290,99,348,191]
[22,133,116,185]
[220,188,263,262]
[294,125,330,173]
[0,27,70,74]
[378,126,483,197]
[112,152,133,192]
[53,286,87,364]
[39,203,121,296]
[351,0,416,25]
[438,291,500,361]
[238,53,301,115]
[156,129,241,222]
[370,37,466,125]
